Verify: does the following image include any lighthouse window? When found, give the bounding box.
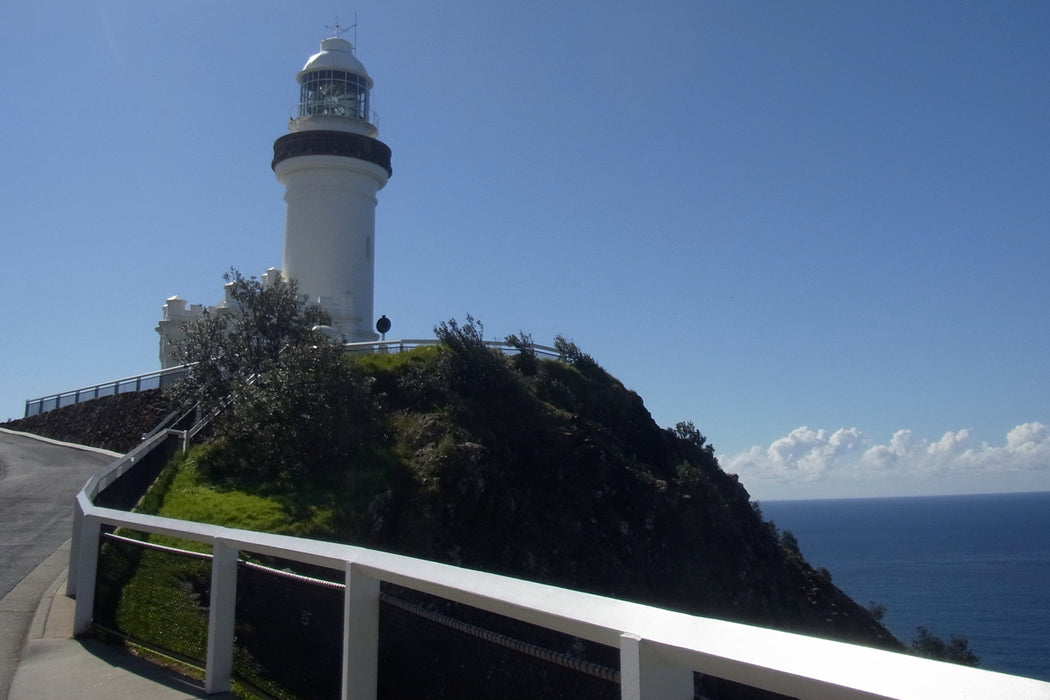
[300,70,370,120]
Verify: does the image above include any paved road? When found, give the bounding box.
[0,430,117,600]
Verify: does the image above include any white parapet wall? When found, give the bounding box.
[155,268,286,369]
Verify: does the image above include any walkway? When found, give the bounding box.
[0,429,213,698]
[3,540,226,699]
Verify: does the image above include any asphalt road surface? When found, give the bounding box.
[0,430,117,600]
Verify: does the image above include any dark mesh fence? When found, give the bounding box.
[93,433,182,511]
[91,535,787,699]
[376,585,620,700]
[229,566,623,699]
[233,559,345,699]
[93,530,211,668]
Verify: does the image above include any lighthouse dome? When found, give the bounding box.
[298,37,372,86]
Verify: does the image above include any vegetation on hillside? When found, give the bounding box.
[166,277,899,648]
[6,267,979,677]
[3,269,981,695]
[909,625,980,667]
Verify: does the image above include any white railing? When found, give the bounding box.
[341,338,561,358]
[25,339,556,418]
[24,366,189,417]
[67,432,1050,699]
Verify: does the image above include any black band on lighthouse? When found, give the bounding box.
[272,130,393,177]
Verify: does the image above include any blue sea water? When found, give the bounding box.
[762,491,1050,683]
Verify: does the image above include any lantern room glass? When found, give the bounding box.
[299,70,370,120]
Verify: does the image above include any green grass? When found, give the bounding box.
[350,343,439,373]
[102,448,337,699]
[146,447,338,542]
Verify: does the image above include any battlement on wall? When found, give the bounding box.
[156,268,283,369]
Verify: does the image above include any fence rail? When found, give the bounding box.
[24,366,189,417]
[68,428,1050,699]
[341,338,561,358]
[25,339,558,418]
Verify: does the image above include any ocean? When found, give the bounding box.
[761,491,1050,683]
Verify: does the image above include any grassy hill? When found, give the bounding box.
[149,329,897,652]
[5,335,901,648]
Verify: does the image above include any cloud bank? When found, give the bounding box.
[720,422,1050,500]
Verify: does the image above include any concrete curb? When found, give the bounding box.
[0,540,73,700]
[0,428,123,459]
[27,564,71,642]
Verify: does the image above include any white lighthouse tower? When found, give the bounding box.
[272,34,393,341]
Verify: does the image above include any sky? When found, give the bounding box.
[2,1,1048,500]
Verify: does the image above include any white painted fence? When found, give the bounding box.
[24,366,189,417]
[68,429,1050,699]
[340,338,561,358]
[26,338,554,418]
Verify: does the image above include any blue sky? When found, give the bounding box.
[2,1,1048,499]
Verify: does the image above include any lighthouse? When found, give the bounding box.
[157,34,392,367]
[272,35,393,341]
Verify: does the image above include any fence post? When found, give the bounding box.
[205,539,238,694]
[343,563,380,700]
[67,500,84,597]
[73,515,102,636]
[619,633,693,700]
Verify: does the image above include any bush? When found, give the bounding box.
[168,268,330,414]
[909,625,980,666]
[203,343,383,491]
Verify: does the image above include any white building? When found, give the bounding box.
[157,34,392,368]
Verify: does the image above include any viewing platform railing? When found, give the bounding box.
[340,338,561,358]
[68,426,1050,698]
[24,339,557,418]
[24,366,189,417]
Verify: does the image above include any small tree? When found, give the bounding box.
[553,334,603,376]
[674,420,713,453]
[909,626,980,666]
[504,330,538,376]
[212,341,382,489]
[167,269,387,488]
[432,315,513,401]
[169,268,330,413]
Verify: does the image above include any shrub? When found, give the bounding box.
[909,626,980,666]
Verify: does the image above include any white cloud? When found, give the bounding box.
[1006,422,1050,451]
[760,426,866,480]
[721,421,1050,499]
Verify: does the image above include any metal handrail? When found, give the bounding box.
[340,338,561,358]
[24,339,560,418]
[24,366,189,417]
[67,427,1050,698]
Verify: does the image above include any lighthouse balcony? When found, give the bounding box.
[272,129,392,176]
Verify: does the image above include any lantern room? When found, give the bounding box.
[293,37,376,136]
